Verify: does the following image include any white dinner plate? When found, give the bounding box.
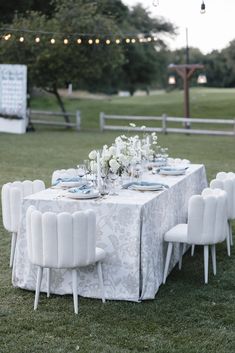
[65,190,100,199]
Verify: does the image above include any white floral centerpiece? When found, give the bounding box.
[88,123,158,177]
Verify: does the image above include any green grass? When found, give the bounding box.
[0,88,235,353]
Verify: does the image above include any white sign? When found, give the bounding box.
[0,64,27,134]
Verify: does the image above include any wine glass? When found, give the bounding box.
[108,170,119,195]
[77,164,86,181]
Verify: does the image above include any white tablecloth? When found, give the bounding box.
[13,164,207,301]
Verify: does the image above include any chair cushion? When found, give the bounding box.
[164,224,188,243]
[95,247,106,262]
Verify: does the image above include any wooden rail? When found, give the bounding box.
[99,112,235,136]
[28,109,81,130]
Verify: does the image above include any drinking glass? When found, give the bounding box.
[108,170,119,195]
[77,164,86,180]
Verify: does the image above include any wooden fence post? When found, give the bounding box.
[76,111,81,131]
[162,114,167,134]
[100,112,105,132]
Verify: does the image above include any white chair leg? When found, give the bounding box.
[191,244,195,256]
[211,244,216,275]
[34,267,43,310]
[72,269,78,314]
[226,225,231,257]
[47,268,51,298]
[179,243,184,270]
[229,220,233,246]
[97,262,106,303]
[10,232,17,268]
[163,242,173,284]
[204,245,209,284]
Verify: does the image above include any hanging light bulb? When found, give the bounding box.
[200,1,206,14]
[50,38,55,44]
[168,76,176,85]
[88,39,93,45]
[19,36,24,42]
[197,74,207,84]
[35,36,40,43]
[131,38,136,43]
[115,39,121,44]
[77,38,82,44]
[106,39,111,45]
[152,0,159,6]
[63,38,69,45]
[95,38,100,44]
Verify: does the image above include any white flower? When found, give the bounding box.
[88,150,97,160]
[109,158,120,173]
[141,125,146,130]
[118,154,129,167]
[90,160,97,173]
[129,123,136,128]
[109,146,116,155]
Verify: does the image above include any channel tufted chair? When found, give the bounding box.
[51,168,77,185]
[26,206,106,314]
[1,180,45,267]
[210,171,235,251]
[163,188,227,284]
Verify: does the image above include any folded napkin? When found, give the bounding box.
[68,185,92,194]
[53,177,83,186]
[160,166,188,172]
[122,181,169,189]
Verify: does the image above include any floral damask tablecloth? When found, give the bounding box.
[12,164,207,301]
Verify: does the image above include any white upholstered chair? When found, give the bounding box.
[1,180,45,267]
[210,171,235,250]
[163,188,227,284]
[51,168,77,185]
[26,206,106,314]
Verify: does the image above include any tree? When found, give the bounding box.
[0,1,125,121]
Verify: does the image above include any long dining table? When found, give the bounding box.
[12,164,207,302]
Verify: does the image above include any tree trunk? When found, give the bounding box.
[45,86,71,126]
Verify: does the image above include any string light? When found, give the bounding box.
[4,33,11,40]
[200,1,206,14]
[0,29,160,46]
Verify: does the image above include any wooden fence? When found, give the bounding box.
[99,112,235,136]
[28,109,81,130]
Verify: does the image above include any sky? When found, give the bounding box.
[123,0,235,54]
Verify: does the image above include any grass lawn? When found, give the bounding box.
[0,88,235,353]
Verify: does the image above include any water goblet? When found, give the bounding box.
[77,164,86,181]
[108,170,119,195]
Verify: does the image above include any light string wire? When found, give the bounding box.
[0,27,160,45]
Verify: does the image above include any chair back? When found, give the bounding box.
[187,188,227,245]
[1,180,45,233]
[51,168,77,185]
[26,206,97,269]
[210,175,235,219]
